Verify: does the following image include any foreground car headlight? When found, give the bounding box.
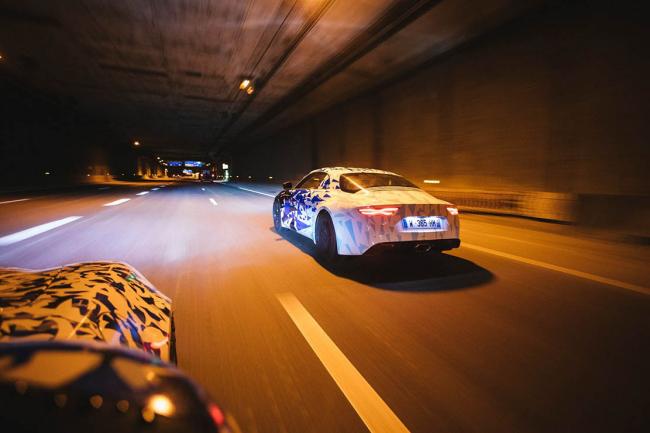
[447,207,459,215]
[358,206,400,216]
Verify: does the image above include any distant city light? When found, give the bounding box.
[222,163,229,169]
[133,140,140,146]
[44,171,50,175]
[239,79,251,90]
[269,176,273,180]
[0,54,4,61]
[423,179,441,184]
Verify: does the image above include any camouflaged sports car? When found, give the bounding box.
[273,167,460,262]
[0,262,235,433]
[0,262,175,362]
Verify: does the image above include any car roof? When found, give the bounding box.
[312,167,398,176]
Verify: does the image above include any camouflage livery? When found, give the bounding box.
[276,167,460,255]
[0,262,173,362]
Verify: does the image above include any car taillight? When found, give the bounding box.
[447,207,459,215]
[358,206,400,216]
[208,402,225,427]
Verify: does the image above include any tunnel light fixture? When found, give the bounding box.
[246,86,254,95]
[239,79,251,90]
[423,179,440,184]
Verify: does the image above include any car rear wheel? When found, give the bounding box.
[315,212,341,263]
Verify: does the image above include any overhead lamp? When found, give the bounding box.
[246,86,254,95]
[423,179,440,184]
[239,79,251,90]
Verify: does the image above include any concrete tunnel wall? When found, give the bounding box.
[233,2,649,236]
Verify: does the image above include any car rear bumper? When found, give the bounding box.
[364,239,461,255]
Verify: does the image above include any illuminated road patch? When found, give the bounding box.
[136,191,149,196]
[209,198,218,206]
[0,216,82,246]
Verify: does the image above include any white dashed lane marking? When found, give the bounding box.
[0,199,30,205]
[236,186,276,197]
[0,216,83,246]
[103,198,131,207]
[277,292,411,433]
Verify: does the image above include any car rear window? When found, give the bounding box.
[339,173,418,193]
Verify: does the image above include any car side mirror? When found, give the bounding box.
[282,181,292,190]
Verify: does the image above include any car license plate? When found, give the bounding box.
[401,216,447,231]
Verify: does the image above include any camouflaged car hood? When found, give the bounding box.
[0,262,172,362]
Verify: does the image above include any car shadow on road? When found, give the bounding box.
[272,228,494,291]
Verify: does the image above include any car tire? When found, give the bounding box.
[273,198,283,233]
[315,212,342,263]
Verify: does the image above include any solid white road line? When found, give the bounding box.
[236,186,276,198]
[277,293,411,433]
[151,187,160,191]
[0,198,30,205]
[103,198,131,207]
[0,216,82,246]
[462,242,649,296]
[209,198,218,206]
[136,191,149,196]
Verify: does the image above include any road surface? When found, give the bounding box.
[0,181,648,433]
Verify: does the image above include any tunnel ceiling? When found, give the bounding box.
[0,0,541,157]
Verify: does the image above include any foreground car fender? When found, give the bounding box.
[0,262,173,362]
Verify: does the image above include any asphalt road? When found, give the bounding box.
[0,181,648,433]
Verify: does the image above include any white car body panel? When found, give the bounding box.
[277,167,460,255]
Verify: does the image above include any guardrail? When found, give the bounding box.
[426,188,576,223]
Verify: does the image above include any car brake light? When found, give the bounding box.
[208,402,225,426]
[358,206,400,216]
[447,207,459,215]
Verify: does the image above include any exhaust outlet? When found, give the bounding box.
[415,243,432,253]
